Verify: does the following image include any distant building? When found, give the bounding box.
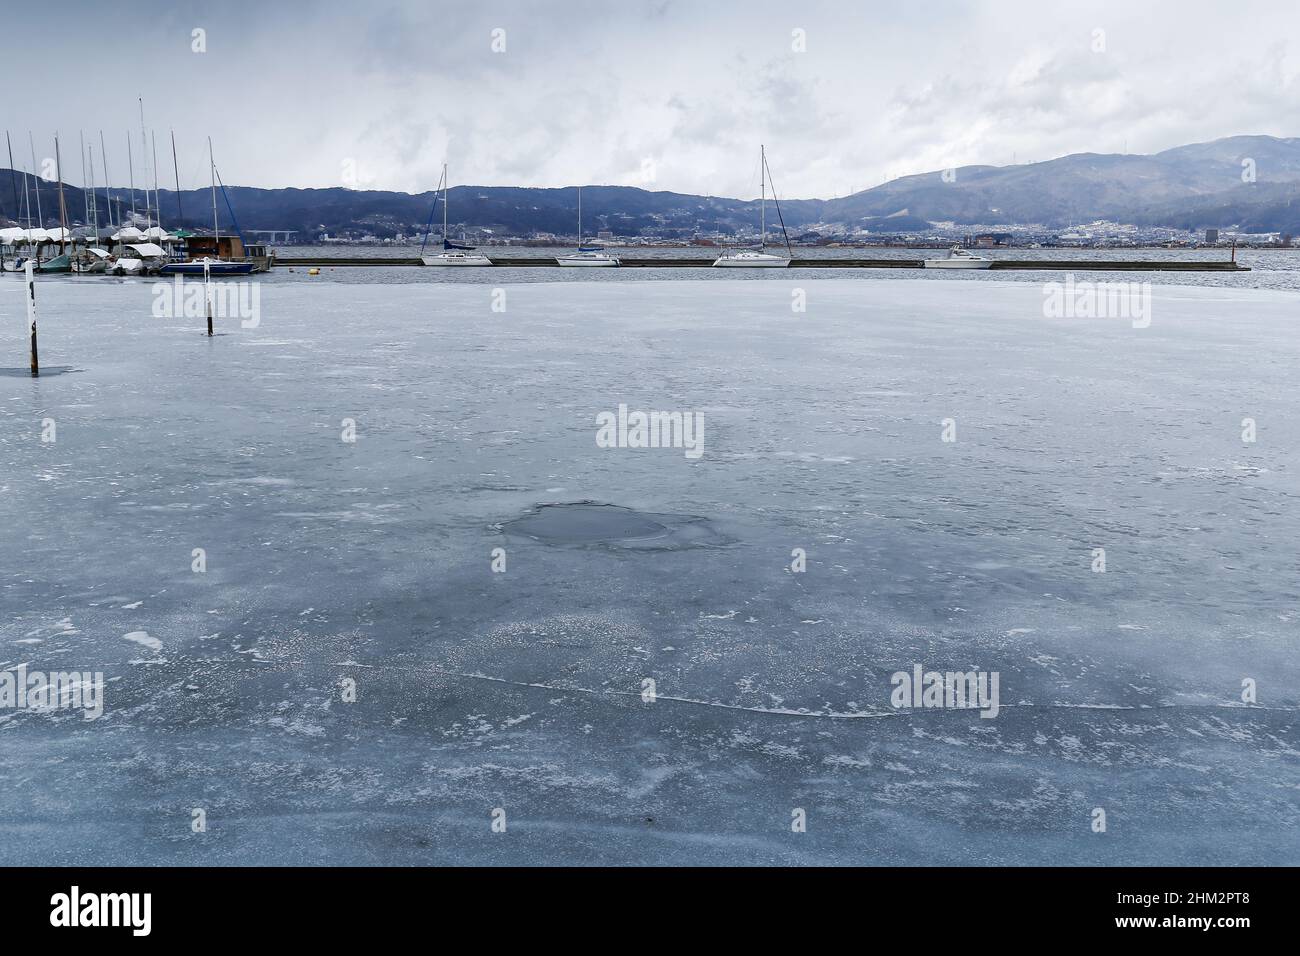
[1205,228,1219,244]
[973,232,1013,247]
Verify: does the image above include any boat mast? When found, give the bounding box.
[99,131,115,249]
[151,130,162,236]
[7,130,31,229]
[28,133,42,227]
[443,162,448,240]
[138,98,149,230]
[54,134,68,253]
[127,132,136,221]
[6,132,19,226]
[23,165,31,229]
[578,186,582,246]
[209,137,219,249]
[79,132,89,229]
[760,144,766,251]
[88,142,98,240]
[170,130,183,222]
[418,166,445,257]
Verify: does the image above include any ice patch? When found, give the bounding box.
[123,631,162,651]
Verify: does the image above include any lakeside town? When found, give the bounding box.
[318,220,1295,249]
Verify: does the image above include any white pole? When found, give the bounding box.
[203,256,213,336]
[25,258,38,376]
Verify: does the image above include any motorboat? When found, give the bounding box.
[923,246,993,269]
[106,243,167,276]
[71,247,111,274]
[105,254,146,276]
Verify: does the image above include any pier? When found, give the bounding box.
[274,256,1251,271]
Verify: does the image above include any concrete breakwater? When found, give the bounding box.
[275,256,1250,271]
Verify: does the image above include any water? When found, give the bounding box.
[0,277,1296,865]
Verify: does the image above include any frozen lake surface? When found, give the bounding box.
[1,276,1297,865]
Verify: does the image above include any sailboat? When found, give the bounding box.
[31,135,73,273]
[421,164,492,266]
[713,145,791,268]
[556,186,620,267]
[72,139,110,273]
[159,138,254,276]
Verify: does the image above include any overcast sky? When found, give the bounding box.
[8,0,1298,199]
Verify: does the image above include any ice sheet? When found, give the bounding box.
[1,276,1297,865]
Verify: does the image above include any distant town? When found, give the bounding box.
[315,221,1291,250]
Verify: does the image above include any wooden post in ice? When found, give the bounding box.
[24,258,38,377]
[204,257,213,337]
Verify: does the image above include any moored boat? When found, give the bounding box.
[102,243,166,276]
[556,246,621,267]
[421,164,492,266]
[923,246,992,269]
[712,249,790,268]
[159,257,254,276]
[158,138,270,276]
[34,250,72,273]
[713,145,791,268]
[556,186,620,267]
[71,247,111,274]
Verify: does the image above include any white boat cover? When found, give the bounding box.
[0,227,25,243]
[125,242,166,257]
[85,247,111,259]
[144,227,175,241]
[113,227,149,242]
[44,227,72,242]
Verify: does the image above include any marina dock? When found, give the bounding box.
[274,256,1251,271]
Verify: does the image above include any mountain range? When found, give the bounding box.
[2,135,1298,240]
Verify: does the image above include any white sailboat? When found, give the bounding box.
[714,145,790,268]
[421,164,492,266]
[556,186,620,267]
